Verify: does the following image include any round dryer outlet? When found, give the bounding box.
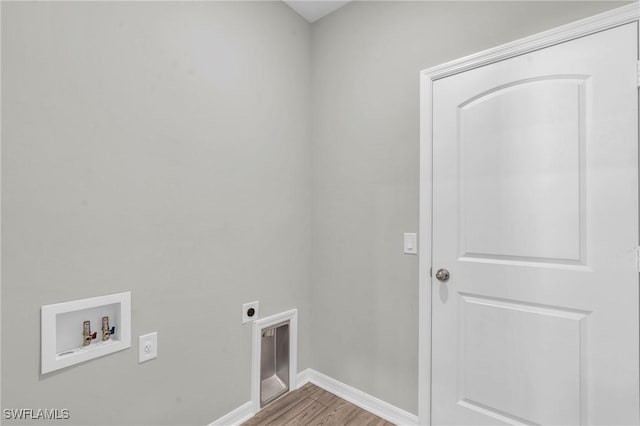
[242,301,259,324]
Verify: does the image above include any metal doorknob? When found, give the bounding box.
[435,268,450,282]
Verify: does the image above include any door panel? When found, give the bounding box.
[431,23,638,425]
[459,293,585,426]
[460,78,585,263]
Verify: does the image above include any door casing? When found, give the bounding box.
[418,4,640,424]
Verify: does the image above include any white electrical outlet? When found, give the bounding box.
[242,301,259,324]
[139,332,158,363]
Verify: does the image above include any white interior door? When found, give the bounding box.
[430,23,639,425]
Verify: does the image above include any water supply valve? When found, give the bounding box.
[101,316,116,341]
[82,320,97,346]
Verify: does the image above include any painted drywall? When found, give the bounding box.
[309,0,629,414]
[1,2,310,424]
[2,1,634,424]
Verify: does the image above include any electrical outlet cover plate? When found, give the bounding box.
[242,301,259,324]
[139,332,158,363]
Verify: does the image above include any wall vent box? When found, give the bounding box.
[260,321,290,406]
[252,309,297,411]
[41,292,131,374]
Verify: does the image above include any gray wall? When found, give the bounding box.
[1,1,631,424]
[1,2,310,424]
[309,0,628,415]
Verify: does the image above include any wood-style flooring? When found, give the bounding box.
[242,383,395,426]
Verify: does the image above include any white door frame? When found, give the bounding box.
[418,4,640,424]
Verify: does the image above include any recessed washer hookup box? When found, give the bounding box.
[41,292,131,374]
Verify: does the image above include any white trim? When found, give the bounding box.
[296,368,313,388]
[418,4,640,425]
[208,402,254,426]
[208,369,419,426]
[300,368,419,426]
[40,292,132,374]
[422,3,639,82]
[251,309,298,413]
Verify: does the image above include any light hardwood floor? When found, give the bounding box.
[242,383,395,426]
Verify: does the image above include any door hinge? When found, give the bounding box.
[637,246,640,272]
[637,60,640,87]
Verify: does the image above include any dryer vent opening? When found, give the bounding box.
[260,321,290,407]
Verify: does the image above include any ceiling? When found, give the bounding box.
[283,1,351,23]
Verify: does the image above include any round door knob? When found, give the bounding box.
[435,268,450,282]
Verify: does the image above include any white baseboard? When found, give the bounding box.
[299,368,419,426]
[208,368,418,426]
[208,401,254,426]
[296,368,313,388]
